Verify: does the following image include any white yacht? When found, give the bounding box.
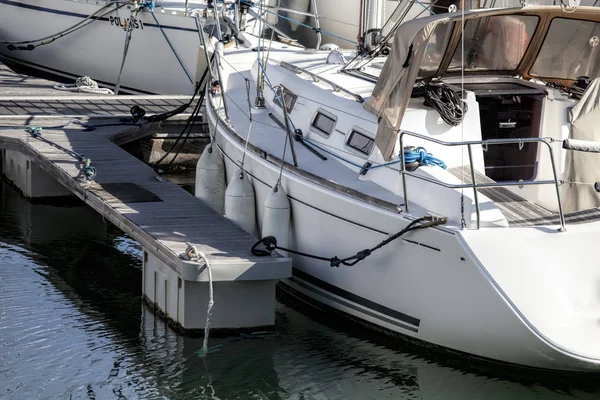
[199,5,600,373]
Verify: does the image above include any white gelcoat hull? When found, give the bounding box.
[0,0,201,94]
[206,97,600,373]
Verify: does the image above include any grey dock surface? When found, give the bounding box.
[0,63,290,282]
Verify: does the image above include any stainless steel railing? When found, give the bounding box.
[398,130,566,231]
[280,61,365,103]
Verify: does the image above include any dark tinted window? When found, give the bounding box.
[531,18,600,80]
[347,130,374,155]
[312,112,336,136]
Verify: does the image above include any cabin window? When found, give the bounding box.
[448,15,538,72]
[347,130,374,155]
[311,111,336,137]
[418,21,454,79]
[531,18,600,81]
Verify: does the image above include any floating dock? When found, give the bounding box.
[0,63,291,331]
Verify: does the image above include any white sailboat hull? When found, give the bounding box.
[206,96,600,373]
[0,0,201,94]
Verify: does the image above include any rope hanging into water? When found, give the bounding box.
[252,216,447,267]
[183,243,214,354]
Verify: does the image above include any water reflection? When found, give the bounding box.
[1,180,600,399]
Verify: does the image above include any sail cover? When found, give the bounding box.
[562,78,600,212]
[364,16,449,160]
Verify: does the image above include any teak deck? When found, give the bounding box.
[0,62,290,282]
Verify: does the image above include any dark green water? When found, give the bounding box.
[1,180,600,399]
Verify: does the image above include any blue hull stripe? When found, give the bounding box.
[292,267,421,328]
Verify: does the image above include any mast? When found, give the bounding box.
[362,0,385,53]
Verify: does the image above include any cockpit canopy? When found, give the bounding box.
[419,11,600,81]
[365,6,600,159]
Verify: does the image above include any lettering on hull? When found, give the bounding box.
[109,16,144,30]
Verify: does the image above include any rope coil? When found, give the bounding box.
[403,146,447,170]
[54,76,114,95]
[412,82,468,126]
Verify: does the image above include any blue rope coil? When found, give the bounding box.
[403,146,446,169]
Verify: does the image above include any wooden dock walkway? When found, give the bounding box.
[0,63,291,330]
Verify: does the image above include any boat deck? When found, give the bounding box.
[0,62,289,282]
[449,166,600,227]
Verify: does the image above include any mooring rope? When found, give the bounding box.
[252,216,447,266]
[25,125,97,181]
[114,5,144,95]
[151,65,210,169]
[201,251,214,353]
[184,243,214,353]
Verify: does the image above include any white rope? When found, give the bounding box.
[185,242,214,353]
[53,76,114,95]
[201,251,214,353]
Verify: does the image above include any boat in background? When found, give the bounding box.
[0,0,259,94]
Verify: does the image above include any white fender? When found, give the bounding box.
[224,169,257,236]
[261,183,291,256]
[195,145,226,215]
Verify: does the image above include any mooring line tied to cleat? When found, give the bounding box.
[252,216,447,267]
